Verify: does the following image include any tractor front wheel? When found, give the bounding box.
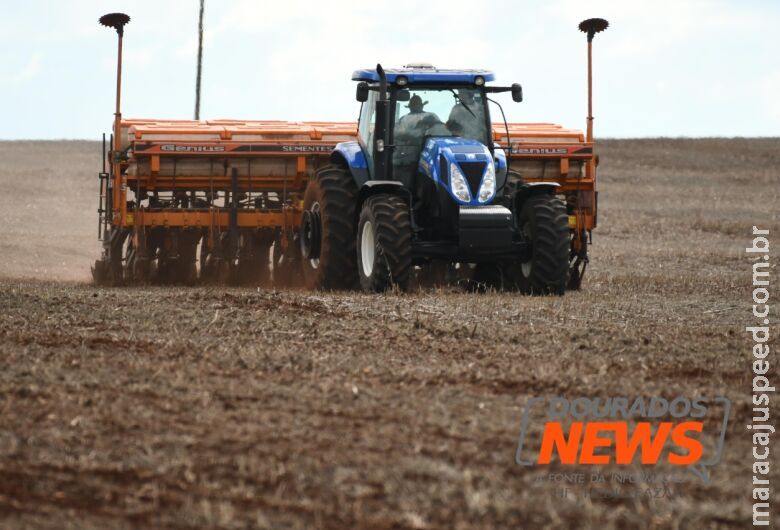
[357,194,412,292]
[515,194,569,295]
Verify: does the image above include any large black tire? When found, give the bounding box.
[514,194,569,295]
[300,165,359,290]
[356,194,412,292]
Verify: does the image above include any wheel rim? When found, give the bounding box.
[361,220,375,277]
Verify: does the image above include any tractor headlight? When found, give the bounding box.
[477,162,496,203]
[449,163,472,202]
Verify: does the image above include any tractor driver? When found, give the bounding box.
[396,95,450,144]
[394,95,446,182]
[447,89,485,141]
[396,95,438,139]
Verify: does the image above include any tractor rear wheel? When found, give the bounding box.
[357,194,412,292]
[300,165,359,290]
[515,194,569,295]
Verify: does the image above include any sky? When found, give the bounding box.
[1,0,778,139]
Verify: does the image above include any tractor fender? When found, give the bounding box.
[356,181,412,224]
[331,141,369,187]
[357,180,410,209]
[514,182,560,210]
[355,180,412,223]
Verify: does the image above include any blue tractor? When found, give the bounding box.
[298,64,569,294]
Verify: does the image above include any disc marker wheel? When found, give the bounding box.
[199,234,216,283]
[272,234,303,288]
[236,233,272,285]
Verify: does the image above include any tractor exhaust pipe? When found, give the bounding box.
[373,63,390,181]
[578,18,608,143]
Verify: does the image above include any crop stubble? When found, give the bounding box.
[0,138,778,528]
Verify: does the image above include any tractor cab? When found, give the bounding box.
[347,65,528,248]
[352,65,521,202]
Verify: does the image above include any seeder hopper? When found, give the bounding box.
[92,118,358,285]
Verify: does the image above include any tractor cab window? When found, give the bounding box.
[394,87,488,144]
[358,90,377,175]
[392,87,488,183]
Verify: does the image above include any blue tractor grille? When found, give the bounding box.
[458,162,486,196]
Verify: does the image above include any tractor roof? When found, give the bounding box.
[352,66,495,84]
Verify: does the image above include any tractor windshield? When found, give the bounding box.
[391,87,489,181]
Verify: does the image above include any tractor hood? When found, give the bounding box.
[417,137,506,206]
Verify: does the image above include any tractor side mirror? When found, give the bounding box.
[396,89,410,102]
[511,83,523,102]
[356,82,369,102]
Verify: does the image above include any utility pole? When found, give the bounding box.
[195,0,205,120]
